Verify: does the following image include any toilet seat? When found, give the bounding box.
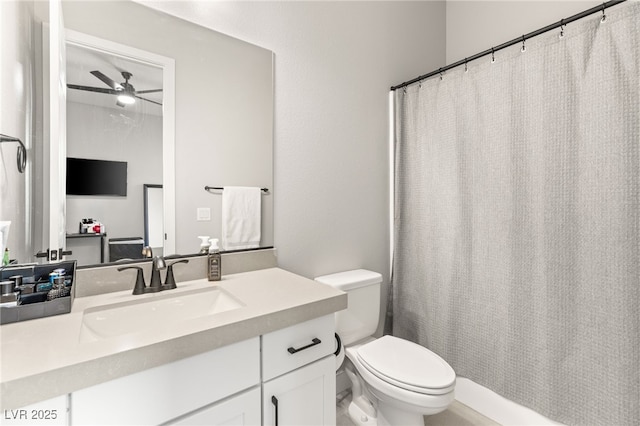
[356,335,456,395]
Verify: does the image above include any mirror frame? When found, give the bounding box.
[64,28,176,255]
[143,184,163,249]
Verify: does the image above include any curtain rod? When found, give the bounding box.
[390,0,627,91]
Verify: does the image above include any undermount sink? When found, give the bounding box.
[79,287,243,342]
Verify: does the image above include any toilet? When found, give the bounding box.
[315,270,456,426]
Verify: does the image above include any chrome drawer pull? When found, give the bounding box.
[287,337,321,354]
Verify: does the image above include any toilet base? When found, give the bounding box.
[345,362,428,426]
[348,400,378,426]
[375,400,426,426]
[346,397,426,426]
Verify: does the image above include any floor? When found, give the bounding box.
[336,390,500,426]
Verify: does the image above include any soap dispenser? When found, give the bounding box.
[207,238,221,281]
[198,236,211,254]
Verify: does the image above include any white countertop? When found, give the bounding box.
[0,267,346,409]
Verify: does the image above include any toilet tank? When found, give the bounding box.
[315,269,382,346]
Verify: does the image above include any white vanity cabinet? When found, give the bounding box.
[16,315,336,426]
[71,337,260,425]
[262,315,337,426]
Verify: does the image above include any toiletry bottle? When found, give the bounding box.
[198,236,210,254]
[3,248,9,266]
[207,238,221,281]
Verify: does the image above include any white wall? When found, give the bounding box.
[446,1,602,64]
[140,2,447,299]
[65,101,163,241]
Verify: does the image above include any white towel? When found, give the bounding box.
[221,187,261,250]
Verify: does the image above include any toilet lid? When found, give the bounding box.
[356,335,455,394]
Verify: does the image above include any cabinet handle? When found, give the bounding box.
[287,337,321,354]
[334,333,342,356]
[271,395,279,426]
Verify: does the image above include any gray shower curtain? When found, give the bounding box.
[391,3,639,426]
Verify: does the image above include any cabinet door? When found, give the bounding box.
[171,387,260,426]
[263,355,336,426]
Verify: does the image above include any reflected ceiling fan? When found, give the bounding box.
[67,70,162,107]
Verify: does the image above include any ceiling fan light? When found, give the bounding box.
[117,93,135,105]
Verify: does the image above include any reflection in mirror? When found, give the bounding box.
[39,0,273,268]
[61,27,175,267]
[65,42,165,266]
[5,0,274,267]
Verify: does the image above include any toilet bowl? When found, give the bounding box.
[316,270,456,426]
[344,336,455,426]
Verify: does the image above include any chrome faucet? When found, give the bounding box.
[118,247,188,295]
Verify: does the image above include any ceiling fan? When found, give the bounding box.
[67,70,163,107]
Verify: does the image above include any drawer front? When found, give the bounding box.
[72,337,260,425]
[262,314,335,381]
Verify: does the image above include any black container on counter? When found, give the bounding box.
[0,260,76,325]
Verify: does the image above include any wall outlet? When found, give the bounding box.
[196,207,211,221]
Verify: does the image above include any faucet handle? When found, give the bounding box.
[118,266,146,295]
[163,259,189,290]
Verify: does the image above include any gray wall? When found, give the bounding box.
[140,1,447,335]
[446,1,601,64]
[142,2,447,289]
[65,101,163,241]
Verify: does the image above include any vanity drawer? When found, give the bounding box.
[71,337,260,425]
[262,314,335,381]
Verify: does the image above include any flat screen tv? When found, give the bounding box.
[66,157,127,196]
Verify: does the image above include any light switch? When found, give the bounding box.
[197,207,211,221]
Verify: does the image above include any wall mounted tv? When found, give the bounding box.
[66,157,128,196]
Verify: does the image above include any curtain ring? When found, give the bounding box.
[439,68,443,80]
[521,35,526,52]
[601,3,606,22]
[559,19,565,38]
[491,47,495,63]
[464,58,468,73]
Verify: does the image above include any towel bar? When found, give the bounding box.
[205,186,269,193]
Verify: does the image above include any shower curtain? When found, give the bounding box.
[391,3,639,426]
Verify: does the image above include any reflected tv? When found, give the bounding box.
[66,157,127,196]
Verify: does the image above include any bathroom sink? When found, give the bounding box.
[79,287,243,342]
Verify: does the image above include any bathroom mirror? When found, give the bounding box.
[19,0,274,266]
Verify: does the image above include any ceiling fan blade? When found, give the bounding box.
[135,95,163,106]
[135,89,163,94]
[90,70,124,90]
[67,84,118,94]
